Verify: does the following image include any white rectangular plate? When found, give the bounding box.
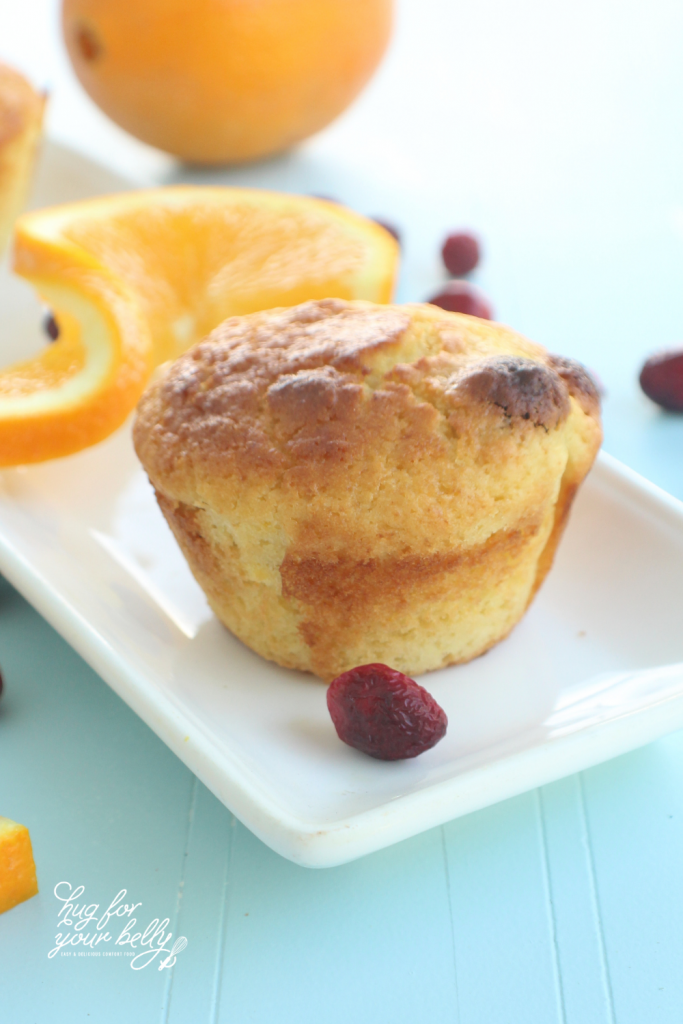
[3,144,683,867]
[2,431,683,866]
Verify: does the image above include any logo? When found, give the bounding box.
[49,882,188,970]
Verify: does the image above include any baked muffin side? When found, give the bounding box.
[0,63,44,256]
[134,299,602,680]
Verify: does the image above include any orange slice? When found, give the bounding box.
[1,186,399,465]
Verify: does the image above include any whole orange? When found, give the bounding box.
[62,0,393,165]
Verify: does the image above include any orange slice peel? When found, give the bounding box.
[1,186,399,465]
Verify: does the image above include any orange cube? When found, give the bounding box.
[0,817,39,914]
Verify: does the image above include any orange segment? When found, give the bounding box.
[0,816,39,915]
[1,187,399,465]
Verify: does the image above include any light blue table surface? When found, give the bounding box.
[2,0,683,1020]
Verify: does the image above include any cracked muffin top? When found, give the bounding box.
[134,298,601,565]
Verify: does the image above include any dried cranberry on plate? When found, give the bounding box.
[327,663,448,761]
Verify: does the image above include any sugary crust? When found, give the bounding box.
[547,354,601,418]
[134,299,602,680]
[136,300,411,486]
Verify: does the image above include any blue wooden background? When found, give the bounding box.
[2,0,683,1020]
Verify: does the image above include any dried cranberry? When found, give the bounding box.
[327,663,448,760]
[442,232,480,276]
[427,281,493,320]
[639,348,683,412]
[373,218,401,245]
[43,310,59,341]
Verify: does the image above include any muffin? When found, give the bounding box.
[0,63,44,257]
[134,299,602,680]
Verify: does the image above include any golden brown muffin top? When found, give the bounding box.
[135,300,602,682]
[0,63,44,146]
[134,298,600,503]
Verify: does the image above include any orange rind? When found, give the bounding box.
[1,187,399,465]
